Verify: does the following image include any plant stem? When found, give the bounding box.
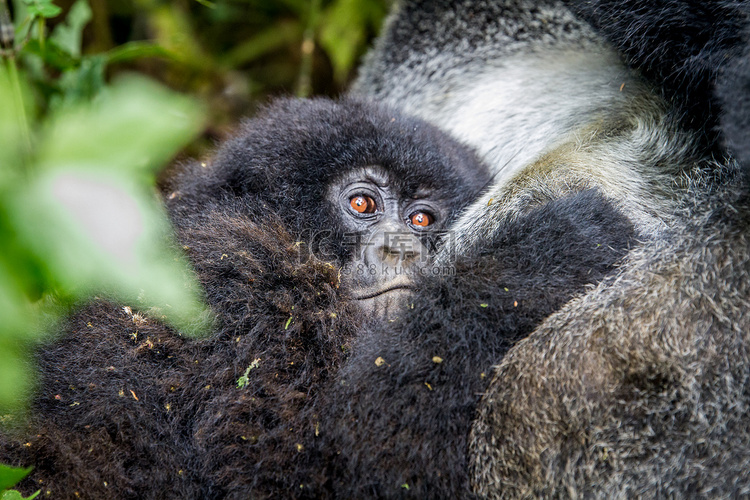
[295,0,321,98]
[36,16,44,53]
[5,57,33,170]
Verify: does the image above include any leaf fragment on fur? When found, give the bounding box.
[237,358,261,388]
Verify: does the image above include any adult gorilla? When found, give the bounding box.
[352,0,750,497]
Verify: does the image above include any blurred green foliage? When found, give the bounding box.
[1,0,212,409]
[0,0,389,494]
[9,0,391,148]
[46,0,391,145]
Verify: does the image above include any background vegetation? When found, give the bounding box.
[0,0,389,495]
[35,0,390,152]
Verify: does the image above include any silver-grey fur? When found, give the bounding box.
[351,0,712,253]
[352,0,750,496]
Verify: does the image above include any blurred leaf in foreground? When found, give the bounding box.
[0,463,31,490]
[15,75,211,333]
[38,76,206,177]
[9,168,212,336]
[0,70,212,415]
[0,463,38,498]
[0,66,26,185]
[1,489,40,500]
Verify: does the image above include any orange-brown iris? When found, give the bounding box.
[410,212,432,227]
[350,195,377,213]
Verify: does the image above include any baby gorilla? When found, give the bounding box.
[0,97,489,498]
[173,98,488,318]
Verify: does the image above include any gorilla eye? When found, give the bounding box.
[350,195,377,214]
[410,211,433,227]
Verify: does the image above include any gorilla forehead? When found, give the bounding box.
[200,97,488,216]
[327,164,444,203]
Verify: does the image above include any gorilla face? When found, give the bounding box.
[329,165,451,317]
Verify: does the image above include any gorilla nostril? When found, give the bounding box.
[401,249,418,262]
[379,244,419,264]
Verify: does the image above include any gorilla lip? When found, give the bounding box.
[354,283,413,300]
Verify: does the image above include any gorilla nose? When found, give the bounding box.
[365,230,424,268]
[379,244,417,265]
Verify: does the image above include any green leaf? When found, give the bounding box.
[319,0,386,84]
[7,169,213,336]
[319,0,363,84]
[1,489,41,500]
[21,39,77,71]
[0,66,31,186]
[50,0,93,59]
[23,0,62,19]
[0,340,35,414]
[37,76,206,177]
[0,250,39,337]
[148,3,212,70]
[0,464,32,491]
[49,55,106,109]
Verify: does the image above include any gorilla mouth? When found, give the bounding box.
[353,276,414,300]
[354,284,413,300]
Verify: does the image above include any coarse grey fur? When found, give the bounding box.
[471,177,750,498]
[351,0,712,254]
